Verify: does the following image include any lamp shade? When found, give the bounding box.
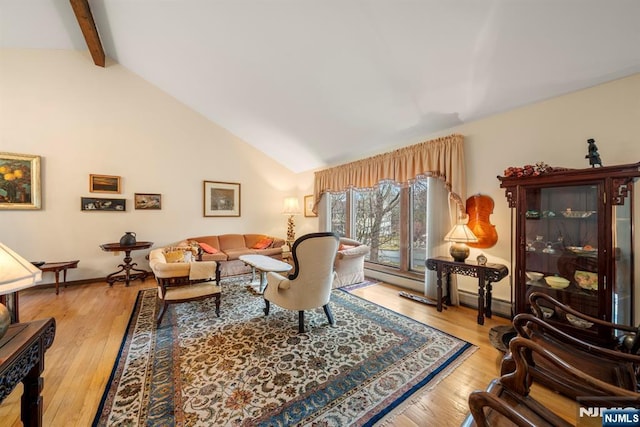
[282,197,301,215]
[0,242,42,294]
[444,224,479,243]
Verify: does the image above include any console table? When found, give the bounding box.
[100,242,153,286]
[426,257,509,325]
[0,317,56,427]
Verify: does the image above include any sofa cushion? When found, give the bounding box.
[200,252,228,262]
[251,247,283,257]
[224,248,254,260]
[218,234,247,251]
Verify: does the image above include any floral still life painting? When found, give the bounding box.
[0,152,41,210]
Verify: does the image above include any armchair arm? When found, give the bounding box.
[266,271,291,290]
[150,261,191,278]
[339,237,363,247]
[468,389,544,427]
[337,244,370,259]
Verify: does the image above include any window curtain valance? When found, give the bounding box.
[313,134,466,213]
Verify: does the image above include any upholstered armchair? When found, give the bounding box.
[149,248,221,326]
[263,232,340,333]
[333,237,370,288]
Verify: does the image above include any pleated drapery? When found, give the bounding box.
[313,134,466,213]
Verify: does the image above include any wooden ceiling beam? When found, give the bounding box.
[69,0,105,67]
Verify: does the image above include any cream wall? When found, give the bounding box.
[0,50,300,284]
[2,49,639,320]
[456,73,640,307]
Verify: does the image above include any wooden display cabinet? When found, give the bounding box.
[498,162,640,344]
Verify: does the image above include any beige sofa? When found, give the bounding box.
[181,234,286,280]
[333,237,371,287]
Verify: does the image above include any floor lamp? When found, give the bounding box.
[0,242,42,338]
[282,197,301,248]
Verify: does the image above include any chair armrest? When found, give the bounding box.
[337,245,370,259]
[150,261,190,278]
[267,271,291,290]
[513,313,640,362]
[339,237,362,247]
[529,292,638,334]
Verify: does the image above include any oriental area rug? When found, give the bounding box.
[93,275,476,426]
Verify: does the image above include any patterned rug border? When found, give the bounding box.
[92,288,155,427]
[93,277,477,426]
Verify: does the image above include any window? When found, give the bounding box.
[328,179,429,275]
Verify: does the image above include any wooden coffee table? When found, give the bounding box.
[239,254,292,294]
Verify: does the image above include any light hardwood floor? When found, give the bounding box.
[0,279,576,426]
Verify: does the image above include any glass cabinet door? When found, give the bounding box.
[613,198,632,325]
[523,183,601,321]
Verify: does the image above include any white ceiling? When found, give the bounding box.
[2,1,640,173]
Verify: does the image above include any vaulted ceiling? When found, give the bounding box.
[2,1,639,172]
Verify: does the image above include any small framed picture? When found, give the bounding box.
[90,174,121,193]
[81,197,126,211]
[134,193,162,210]
[304,194,317,217]
[204,181,241,217]
[0,152,41,210]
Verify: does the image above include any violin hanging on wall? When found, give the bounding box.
[466,194,498,248]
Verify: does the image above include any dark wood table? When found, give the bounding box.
[100,242,153,286]
[426,256,509,325]
[39,260,80,295]
[0,317,56,427]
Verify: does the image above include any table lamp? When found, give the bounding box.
[282,197,301,245]
[444,218,478,262]
[0,242,42,339]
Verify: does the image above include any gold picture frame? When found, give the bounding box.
[134,193,162,210]
[0,152,41,210]
[90,174,121,193]
[203,181,241,217]
[304,194,317,217]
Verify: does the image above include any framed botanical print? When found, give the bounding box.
[90,174,121,193]
[0,152,41,210]
[203,181,240,217]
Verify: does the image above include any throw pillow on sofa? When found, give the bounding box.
[198,242,219,254]
[252,238,273,249]
[164,250,187,263]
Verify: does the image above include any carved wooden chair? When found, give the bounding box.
[528,291,640,353]
[463,337,640,427]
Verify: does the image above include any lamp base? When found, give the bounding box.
[449,243,470,262]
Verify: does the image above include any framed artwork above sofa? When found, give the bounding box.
[204,181,240,217]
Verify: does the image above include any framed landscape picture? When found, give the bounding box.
[304,194,317,217]
[203,181,240,217]
[81,197,126,211]
[0,152,41,210]
[134,193,162,210]
[90,174,121,193]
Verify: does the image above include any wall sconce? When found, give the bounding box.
[282,197,301,246]
[0,242,42,338]
[444,216,478,262]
